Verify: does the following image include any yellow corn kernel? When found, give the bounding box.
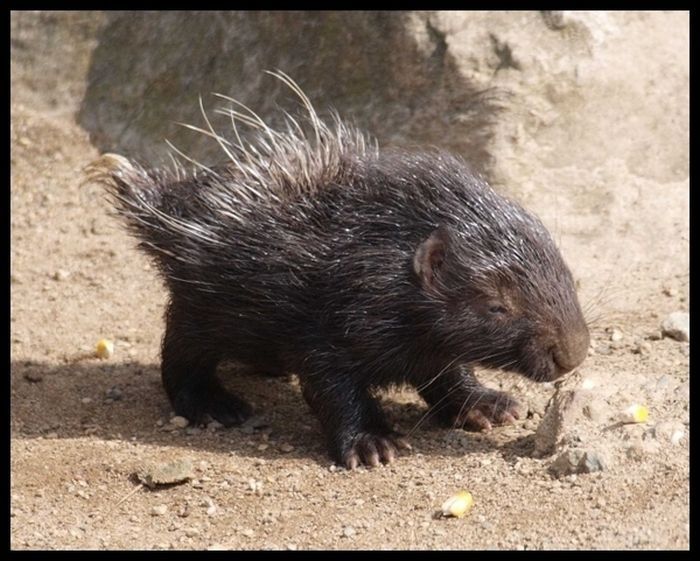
[441,490,474,518]
[622,404,648,424]
[95,339,114,359]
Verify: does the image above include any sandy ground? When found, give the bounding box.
[10,98,689,550]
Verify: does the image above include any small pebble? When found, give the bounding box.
[280,443,295,453]
[185,427,201,436]
[241,529,255,538]
[549,448,583,476]
[647,330,663,341]
[342,526,356,538]
[207,544,227,551]
[549,449,605,476]
[632,341,652,355]
[654,421,686,446]
[69,528,82,539]
[23,371,43,383]
[81,397,93,405]
[207,420,224,431]
[662,286,677,297]
[661,312,689,342]
[170,416,190,429]
[610,329,623,342]
[184,528,200,538]
[151,504,168,516]
[655,375,671,390]
[105,387,122,401]
[138,459,193,488]
[579,451,605,473]
[52,269,70,281]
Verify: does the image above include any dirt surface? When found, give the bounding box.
[10,96,689,549]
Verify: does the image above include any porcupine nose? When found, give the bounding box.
[552,324,590,376]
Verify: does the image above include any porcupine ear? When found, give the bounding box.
[413,226,450,290]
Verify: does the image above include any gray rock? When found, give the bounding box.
[137,459,194,489]
[579,451,606,473]
[661,312,689,342]
[534,371,594,456]
[12,11,689,306]
[549,449,585,476]
[549,448,605,476]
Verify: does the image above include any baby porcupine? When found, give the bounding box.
[89,72,590,469]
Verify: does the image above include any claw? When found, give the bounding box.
[338,431,411,469]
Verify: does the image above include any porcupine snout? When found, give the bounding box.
[551,322,590,376]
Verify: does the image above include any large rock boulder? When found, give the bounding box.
[11,11,688,311]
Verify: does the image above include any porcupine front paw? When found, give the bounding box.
[450,388,522,431]
[337,430,413,470]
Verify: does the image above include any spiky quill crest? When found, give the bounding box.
[87,70,376,254]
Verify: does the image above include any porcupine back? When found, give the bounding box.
[88,72,587,387]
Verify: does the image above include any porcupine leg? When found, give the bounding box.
[418,364,521,431]
[299,355,411,469]
[161,301,253,427]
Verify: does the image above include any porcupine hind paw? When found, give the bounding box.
[172,379,253,427]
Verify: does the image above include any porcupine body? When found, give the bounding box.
[90,74,590,468]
